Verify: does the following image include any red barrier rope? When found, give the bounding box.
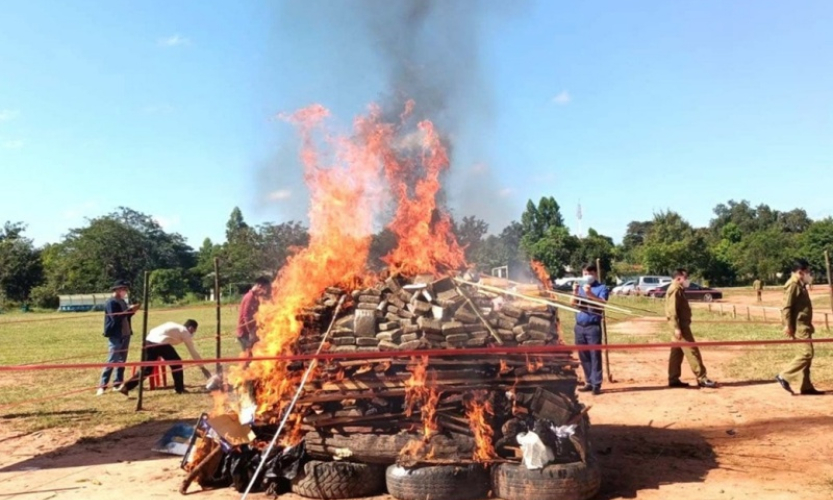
[1,337,831,372]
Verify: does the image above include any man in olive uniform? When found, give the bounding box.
[752,279,763,303]
[775,259,823,395]
[666,268,718,388]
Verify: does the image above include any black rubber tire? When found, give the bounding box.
[491,458,601,500]
[702,293,713,303]
[386,464,490,500]
[290,460,386,499]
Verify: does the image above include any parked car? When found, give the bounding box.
[634,275,672,295]
[612,280,636,295]
[647,282,723,302]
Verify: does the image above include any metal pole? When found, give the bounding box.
[214,258,222,377]
[597,258,613,383]
[825,250,833,316]
[136,271,151,412]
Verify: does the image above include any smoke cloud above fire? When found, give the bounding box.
[258,0,527,232]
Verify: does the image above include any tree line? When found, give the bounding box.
[1,198,831,309]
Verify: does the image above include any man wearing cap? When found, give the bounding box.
[571,264,608,395]
[97,280,141,395]
[119,319,213,395]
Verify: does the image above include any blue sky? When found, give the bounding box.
[1,1,831,247]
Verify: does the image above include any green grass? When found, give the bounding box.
[0,304,239,433]
[604,295,833,385]
[2,292,831,434]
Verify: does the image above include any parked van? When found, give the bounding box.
[634,276,672,295]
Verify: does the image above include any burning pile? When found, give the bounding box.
[292,274,588,467]
[182,102,601,499]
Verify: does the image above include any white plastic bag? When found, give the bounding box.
[516,431,555,470]
[551,424,577,439]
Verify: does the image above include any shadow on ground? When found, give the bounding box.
[603,379,774,394]
[0,418,192,472]
[592,423,717,499]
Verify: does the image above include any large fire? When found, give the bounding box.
[230,101,467,428]
[465,391,497,461]
[404,356,440,438]
[531,260,551,291]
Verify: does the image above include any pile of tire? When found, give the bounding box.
[491,458,601,500]
[290,459,599,500]
[290,460,386,499]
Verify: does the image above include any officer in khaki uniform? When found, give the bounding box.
[666,268,717,388]
[752,279,763,303]
[775,259,823,395]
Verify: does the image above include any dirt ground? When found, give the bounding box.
[1,325,832,500]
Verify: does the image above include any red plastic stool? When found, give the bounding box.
[130,357,170,390]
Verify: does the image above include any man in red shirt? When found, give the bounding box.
[237,276,271,354]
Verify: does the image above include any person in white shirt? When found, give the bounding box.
[119,319,212,395]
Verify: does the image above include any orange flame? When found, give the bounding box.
[404,356,440,438]
[227,101,466,443]
[465,391,497,462]
[381,107,466,275]
[531,261,551,290]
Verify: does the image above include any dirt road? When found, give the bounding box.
[1,336,831,500]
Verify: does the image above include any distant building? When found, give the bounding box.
[57,294,111,312]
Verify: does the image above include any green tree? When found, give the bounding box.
[798,218,833,280]
[621,220,654,257]
[193,237,222,292]
[258,221,309,272]
[517,198,581,277]
[523,226,579,278]
[521,197,565,245]
[733,228,797,283]
[640,211,710,276]
[570,228,615,281]
[150,268,189,303]
[453,216,489,264]
[0,222,44,302]
[41,208,195,296]
[220,207,261,291]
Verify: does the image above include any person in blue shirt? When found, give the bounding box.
[571,264,609,395]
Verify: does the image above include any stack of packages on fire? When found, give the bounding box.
[183,273,601,500]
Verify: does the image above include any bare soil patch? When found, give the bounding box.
[1,329,831,500]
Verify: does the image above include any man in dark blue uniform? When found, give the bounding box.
[572,264,609,395]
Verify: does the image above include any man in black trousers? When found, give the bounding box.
[119,319,212,395]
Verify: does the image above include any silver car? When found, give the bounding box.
[612,280,636,295]
[634,275,672,295]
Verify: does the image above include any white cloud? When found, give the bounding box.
[0,110,19,122]
[154,215,181,230]
[498,188,515,198]
[551,90,571,105]
[268,189,292,201]
[158,34,191,47]
[1,139,24,149]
